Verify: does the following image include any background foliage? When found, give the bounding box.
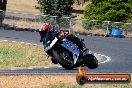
[84,0,132,23]
[37,0,74,17]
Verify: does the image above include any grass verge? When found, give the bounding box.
[0,41,52,67]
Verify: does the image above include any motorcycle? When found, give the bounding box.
[40,29,98,70]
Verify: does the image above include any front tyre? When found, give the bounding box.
[84,54,98,69]
[51,58,58,64]
[53,50,74,70]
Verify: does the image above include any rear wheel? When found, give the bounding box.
[84,54,98,69]
[53,50,74,70]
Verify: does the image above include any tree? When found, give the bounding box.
[83,0,132,22]
[0,0,7,11]
[37,0,74,17]
[74,0,89,5]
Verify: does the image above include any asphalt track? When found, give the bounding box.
[0,29,132,74]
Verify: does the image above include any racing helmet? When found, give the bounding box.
[39,23,53,32]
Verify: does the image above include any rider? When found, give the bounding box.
[39,23,85,51]
[39,23,53,43]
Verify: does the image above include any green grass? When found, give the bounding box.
[0,41,52,67]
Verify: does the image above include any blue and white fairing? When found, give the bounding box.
[61,39,80,64]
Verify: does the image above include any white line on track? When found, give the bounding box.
[27,67,34,69]
[32,44,38,46]
[0,39,41,46]
[101,55,111,64]
[1,40,8,42]
[12,41,16,43]
[94,53,111,64]
[10,68,17,70]
[20,42,24,44]
[44,67,49,68]
[26,43,31,45]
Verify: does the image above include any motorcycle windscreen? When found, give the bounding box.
[44,31,59,52]
[44,37,58,52]
[61,39,80,64]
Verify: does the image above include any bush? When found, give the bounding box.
[83,0,132,30]
[83,0,132,22]
[37,0,74,17]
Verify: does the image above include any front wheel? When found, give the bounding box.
[53,50,74,70]
[51,58,58,64]
[84,54,98,69]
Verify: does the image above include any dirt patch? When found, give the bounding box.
[71,27,108,36]
[0,74,131,88]
[3,19,39,29]
[0,75,76,88]
[126,32,132,38]
[7,0,40,14]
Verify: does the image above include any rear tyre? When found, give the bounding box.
[84,54,98,69]
[53,50,74,70]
